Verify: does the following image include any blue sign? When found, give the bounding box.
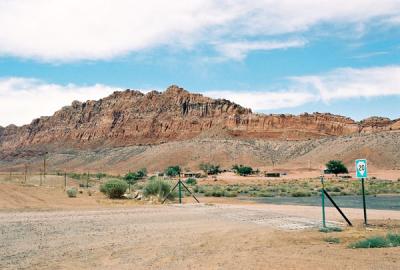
[355,159,368,178]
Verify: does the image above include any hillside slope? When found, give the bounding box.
[1,85,399,172]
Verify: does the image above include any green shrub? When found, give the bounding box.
[66,188,77,198]
[199,163,221,175]
[100,179,128,199]
[291,190,311,197]
[324,237,340,244]
[319,227,343,233]
[96,172,107,179]
[185,178,197,185]
[387,234,400,246]
[325,160,348,176]
[143,178,176,200]
[349,234,400,248]
[232,164,254,176]
[349,236,389,248]
[256,191,275,197]
[165,166,181,177]
[124,168,147,185]
[204,186,224,197]
[223,191,238,197]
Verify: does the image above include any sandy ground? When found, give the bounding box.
[1,183,400,270]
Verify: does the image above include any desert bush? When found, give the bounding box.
[223,191,238,197]
[319,226,343,233]
[100,179,128,199]
[185,178,197,185]
[326,186,342,192]
[387,233,400,246]
[325,160,348,176]
[165,166,181,177]
[143,178,176,200]
[204,186,223,197]
[96,172,107,179]
[291,190,311,197]
[232,164,254,176]
[256,191,275,197]
[349,236,389,248]
[68,173,82,180]
[323,237,340,244]
[66,188,77,198]
[199,163,221,175]
[124,168,147,184]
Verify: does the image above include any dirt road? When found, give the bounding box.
[1,204,399,270]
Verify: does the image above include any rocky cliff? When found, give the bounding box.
[0,85,399,151]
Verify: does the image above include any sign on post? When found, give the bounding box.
[355,159,368,179]
[355,159,368,225]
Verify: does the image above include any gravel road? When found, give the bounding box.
[1,204,398,270]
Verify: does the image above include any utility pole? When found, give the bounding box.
[64,172,67,190]
[24,164,28,184]
[43,152,47,181]
[320,175,326,228]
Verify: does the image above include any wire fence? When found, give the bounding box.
[0,171,107,190]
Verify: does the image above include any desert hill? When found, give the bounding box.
[1,85,400,173]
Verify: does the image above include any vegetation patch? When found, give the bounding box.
[100,179,128,199]
[319,226,343,233]
[66,188,77,198]
[143,178,176,201]
[325,160,348,176]
[199,163,221,175]
[232,164,254,176]
[164,166,181,177]
[349,233,400,248]
[291,190,311,197]
[323,237,340,244]
[185,178,197,185]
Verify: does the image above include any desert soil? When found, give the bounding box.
[1,183,400,270]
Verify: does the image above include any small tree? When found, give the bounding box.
[232,164,254,176]
[165,166,181,177]
[325,160,348,176]
[124,168,148,191]
[199,163,221,175]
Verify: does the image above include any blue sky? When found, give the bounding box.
[1,1,400,126]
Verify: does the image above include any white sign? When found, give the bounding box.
[355,159,368,178]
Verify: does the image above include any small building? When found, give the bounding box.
[265,172,281,178]
[181,172,202,178]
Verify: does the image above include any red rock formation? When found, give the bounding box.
[0,85,398,151]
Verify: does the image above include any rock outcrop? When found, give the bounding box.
[0,85,399,151]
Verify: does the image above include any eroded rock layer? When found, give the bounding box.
[1,85,399,151]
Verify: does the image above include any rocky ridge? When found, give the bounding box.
[0,85,399,152]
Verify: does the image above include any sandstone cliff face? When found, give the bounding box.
[0,85,398,151]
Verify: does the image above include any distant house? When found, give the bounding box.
[265,172,281,178]
[181,172,202,178]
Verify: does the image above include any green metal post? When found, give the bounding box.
[361,178,367,225]
[178,180,182,204]
[321,176,326,228]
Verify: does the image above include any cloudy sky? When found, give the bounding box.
[1,0,400,126]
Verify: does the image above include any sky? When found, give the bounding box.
[1,0,400,126]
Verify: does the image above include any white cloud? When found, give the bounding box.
[292,66,400,102]
[0,78,120,126]
[0,0,400,61]
[214,39,307,60]
[2,65,400,126]
[204,90,316,110]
